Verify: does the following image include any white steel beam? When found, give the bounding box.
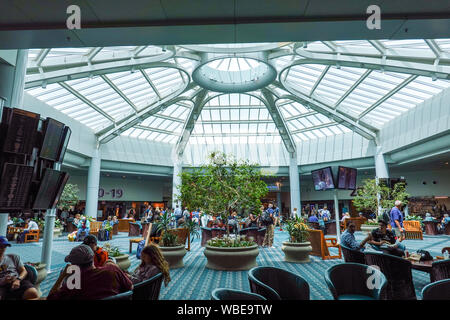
[100,74,138,112]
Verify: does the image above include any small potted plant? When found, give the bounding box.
[53,219,63,238]
[155,211,187,269]
[103,242,130,271]
[282,217,312,263]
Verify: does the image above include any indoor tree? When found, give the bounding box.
[177,151,268,238]
[352,178,409,218]
[57,183,80,211]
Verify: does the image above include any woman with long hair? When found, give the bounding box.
[129,243,171,286]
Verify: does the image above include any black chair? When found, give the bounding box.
[340,244,366,264]
[422,279,450,300]
[248,266,310,300]
[132,273,163,300]
[211,288,266,300]
[256,228,266,246]
[102,290,133,300]
[325,263,387,300]
[365,251,416,300]
[430,259,450,282]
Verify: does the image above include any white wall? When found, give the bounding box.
[67,174,165,202]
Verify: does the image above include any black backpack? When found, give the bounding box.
[97,229,107,242]
[261,211,273,226]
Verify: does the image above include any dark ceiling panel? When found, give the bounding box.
[235,0,310,18]
[0,0,31,25]
[161,0,235,20]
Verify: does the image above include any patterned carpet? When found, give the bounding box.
[6,230,450,300]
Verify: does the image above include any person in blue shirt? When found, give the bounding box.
[76,217,90,241]
[340,222,370,251]
[389,200,405,241]
[424,212,435,222]
[308,213,319,223]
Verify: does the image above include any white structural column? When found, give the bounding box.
[172,157,182,209]
[334,189,341,243]
[41,162,60,271]
[85,145,101,218]
[0,49,28,237]
[288,151,301,217]
[374,145,390,215]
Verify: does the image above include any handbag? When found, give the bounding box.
[417,249,433,261]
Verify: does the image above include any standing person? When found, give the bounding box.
[321,206,330,221]
[262,204,275,248]
[173,205,182,225]
[291,208,298,219]
[182,207,190,224]
[390,200,405,242]
[273,204,280,228]
[17,218,39,243]
[0,236,39,300]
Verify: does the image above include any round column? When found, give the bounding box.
[85,146,101,218]
[288,151,301,217]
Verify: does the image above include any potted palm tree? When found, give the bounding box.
[282,217,312,263]
[155,211,187,269]
[178,152,268,270]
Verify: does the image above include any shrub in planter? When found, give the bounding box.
[282,217,312,263]
[103,243,130,271]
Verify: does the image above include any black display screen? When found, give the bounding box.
[57,126,71,163]
[337,166,357,190]
[312,167,335,191]
[2,109,39,155]
[40,118,65,161]
[0,163,34,210]
[33,168,65,209]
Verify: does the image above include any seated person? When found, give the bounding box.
[424,212,435,222]
[101,216,115,239]
[47,244,133,300]
[75,217,90,241]
[438,213,450,233]
[0,236,39,300]
[367,220,406,257]
[73,213,81,227]
[246,213,258,228]
[340,212,351,223]
[82,235,108,268]
[17,218,39,243]
[128,244,171,286]
[340,222,370,251]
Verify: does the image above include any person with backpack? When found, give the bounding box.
[262,204,275,248]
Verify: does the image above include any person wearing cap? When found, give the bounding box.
[47,244,132,300]
[390,200,405,241]
[0,236,39,300]
[367,219,406,257]
[82,235,109,268]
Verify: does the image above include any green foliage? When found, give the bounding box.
[103,243,123,257]
[177,152,268,237]
[54,219,62,229]
[285,217,310,243]
[180,219,200,243]
[207,236,255,247]
[154,211,178,247]
[405,215,424,227]
[161,232,179,247]
[58,183,79,211]
[352,179,409,217]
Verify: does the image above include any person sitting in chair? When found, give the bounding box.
[75,217,90,241]
[340,222,370,251]
[367,220,406,257]
[17,218,39,243]
[82,235,109,268]
[128,244,171,286]
[0,236,39,300]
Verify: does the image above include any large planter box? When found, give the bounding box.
[204,244,259,271]
[113,254,131,271]
[281,241,312,263]
[159,245,187,269]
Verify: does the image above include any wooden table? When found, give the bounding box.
[410,259,434,273]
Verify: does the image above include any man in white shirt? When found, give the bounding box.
[6,216,13,227]
[17,218,39,243]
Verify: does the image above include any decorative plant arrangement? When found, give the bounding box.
[405,215,424,227]
[155,211,179,247]
[178,151,268,242]
[364,219,380,226]
[285,217,309,243]
[207,235,255,248]
[353,179,409,218]
[57,183,79,211]
[180,219,200,243]
[103,243,123,257]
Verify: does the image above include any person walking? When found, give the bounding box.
[262,204,275,248]
[390,200,405,242]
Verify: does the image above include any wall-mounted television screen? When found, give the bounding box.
[32,168,69,210]
[56,126,71,163]
[2,109,39,155]
[337,166,357,190]
[40,118,65,161]
[311,167,335,191]
[0,163,34,210]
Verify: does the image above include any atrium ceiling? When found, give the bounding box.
[24,39,450,156]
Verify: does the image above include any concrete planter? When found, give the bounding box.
[112,254,131,271]
[361,224,379,234]
[281,241,312,263]
[204,244,259,271]
[34,263,47,297]
[159,245,187,269]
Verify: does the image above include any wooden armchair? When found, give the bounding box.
[24,230,40,243]
[89,221,103,238]
[308,229,341,260]
[403,221,423,240]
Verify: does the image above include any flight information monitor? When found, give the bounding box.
[337,166,357,190]
[40,118,66,161]
[0,163,34,210]
[311,167,335,191]
[2,108,39,155]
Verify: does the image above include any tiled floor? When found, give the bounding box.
[6,230,450,299]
